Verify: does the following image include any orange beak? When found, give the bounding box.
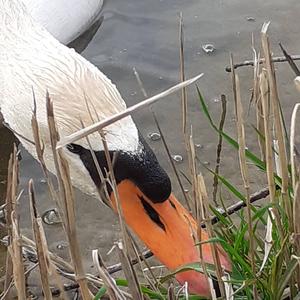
[110,180,231,297]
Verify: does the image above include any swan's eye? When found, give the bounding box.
[66,143,83,155]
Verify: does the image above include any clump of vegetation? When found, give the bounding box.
[2,21,300,300]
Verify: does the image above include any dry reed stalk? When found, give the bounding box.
[256,97,266,161]
[176,283,188,299]
[57,150,93,299]
[21,235,74,273]
[251,34,261,107]
[179,12,188,135]
[293,181,300,287]
[18,235,104,289]
[3,146,21,300]
[28,179,53,300]
[2,150,15,300]
[8,211,26,299]
[290,103,300,287]
[28,180,68,299]
[185,134,212,294]
[81,100,154,291]
[259,69,284,239]
[81,98,116,206]
[86,137,110,205]
[197,174,226,298]
[31,98,69,297]
[178,13,196,214]
[188,133,201,220]
[100,132,127,243]
[128,233,158,290]
[152,114,191,211]
[252,41,266,161]
[116,241,143,300]
[132,67,192,211]
[261,23,292,225]
[212,95,227,206]
[259,208,274,274]
[290,103,300,190]
[259,70,274,198]
[187,132,225,297]
[230,55,257,298]
[222,273,233,300]
[57,73,204,149]
[31,92,65,227]
[46,95,92,299]
[92,249,127,300]
[167,283,175,300]
[80,121,110,206]
[100,132,143,299]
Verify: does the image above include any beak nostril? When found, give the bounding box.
[169,199,177,210]
[138,195,166,231]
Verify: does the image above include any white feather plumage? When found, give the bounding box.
[0,0,139,195]
[23,0,103,44]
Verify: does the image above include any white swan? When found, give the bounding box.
[23,0,103,44]
[0,0,230,296]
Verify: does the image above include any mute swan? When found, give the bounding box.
[0,0,231,296]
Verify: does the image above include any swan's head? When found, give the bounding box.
[66,135,231,296]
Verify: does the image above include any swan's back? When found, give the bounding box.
[23,0,103,44]
[0,0,138,194]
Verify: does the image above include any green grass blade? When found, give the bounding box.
[197,88,266,171]
[93,286,107,300]
[277,256,299,299]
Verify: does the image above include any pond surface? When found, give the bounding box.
[1,0,300,296]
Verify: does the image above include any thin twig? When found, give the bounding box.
[225,54,300,72]
[212,95,227,206]
[231,55,257,298]
[208,186,271,226]
[279,43,300,76]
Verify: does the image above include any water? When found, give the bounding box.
[1,0,300,296]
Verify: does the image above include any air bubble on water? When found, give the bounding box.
[172,154,183,163]
[148,132,161,141]
[202,44,215,54]
[42,208,62,225]
[56,241,68,250]
[246,16,256,22]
